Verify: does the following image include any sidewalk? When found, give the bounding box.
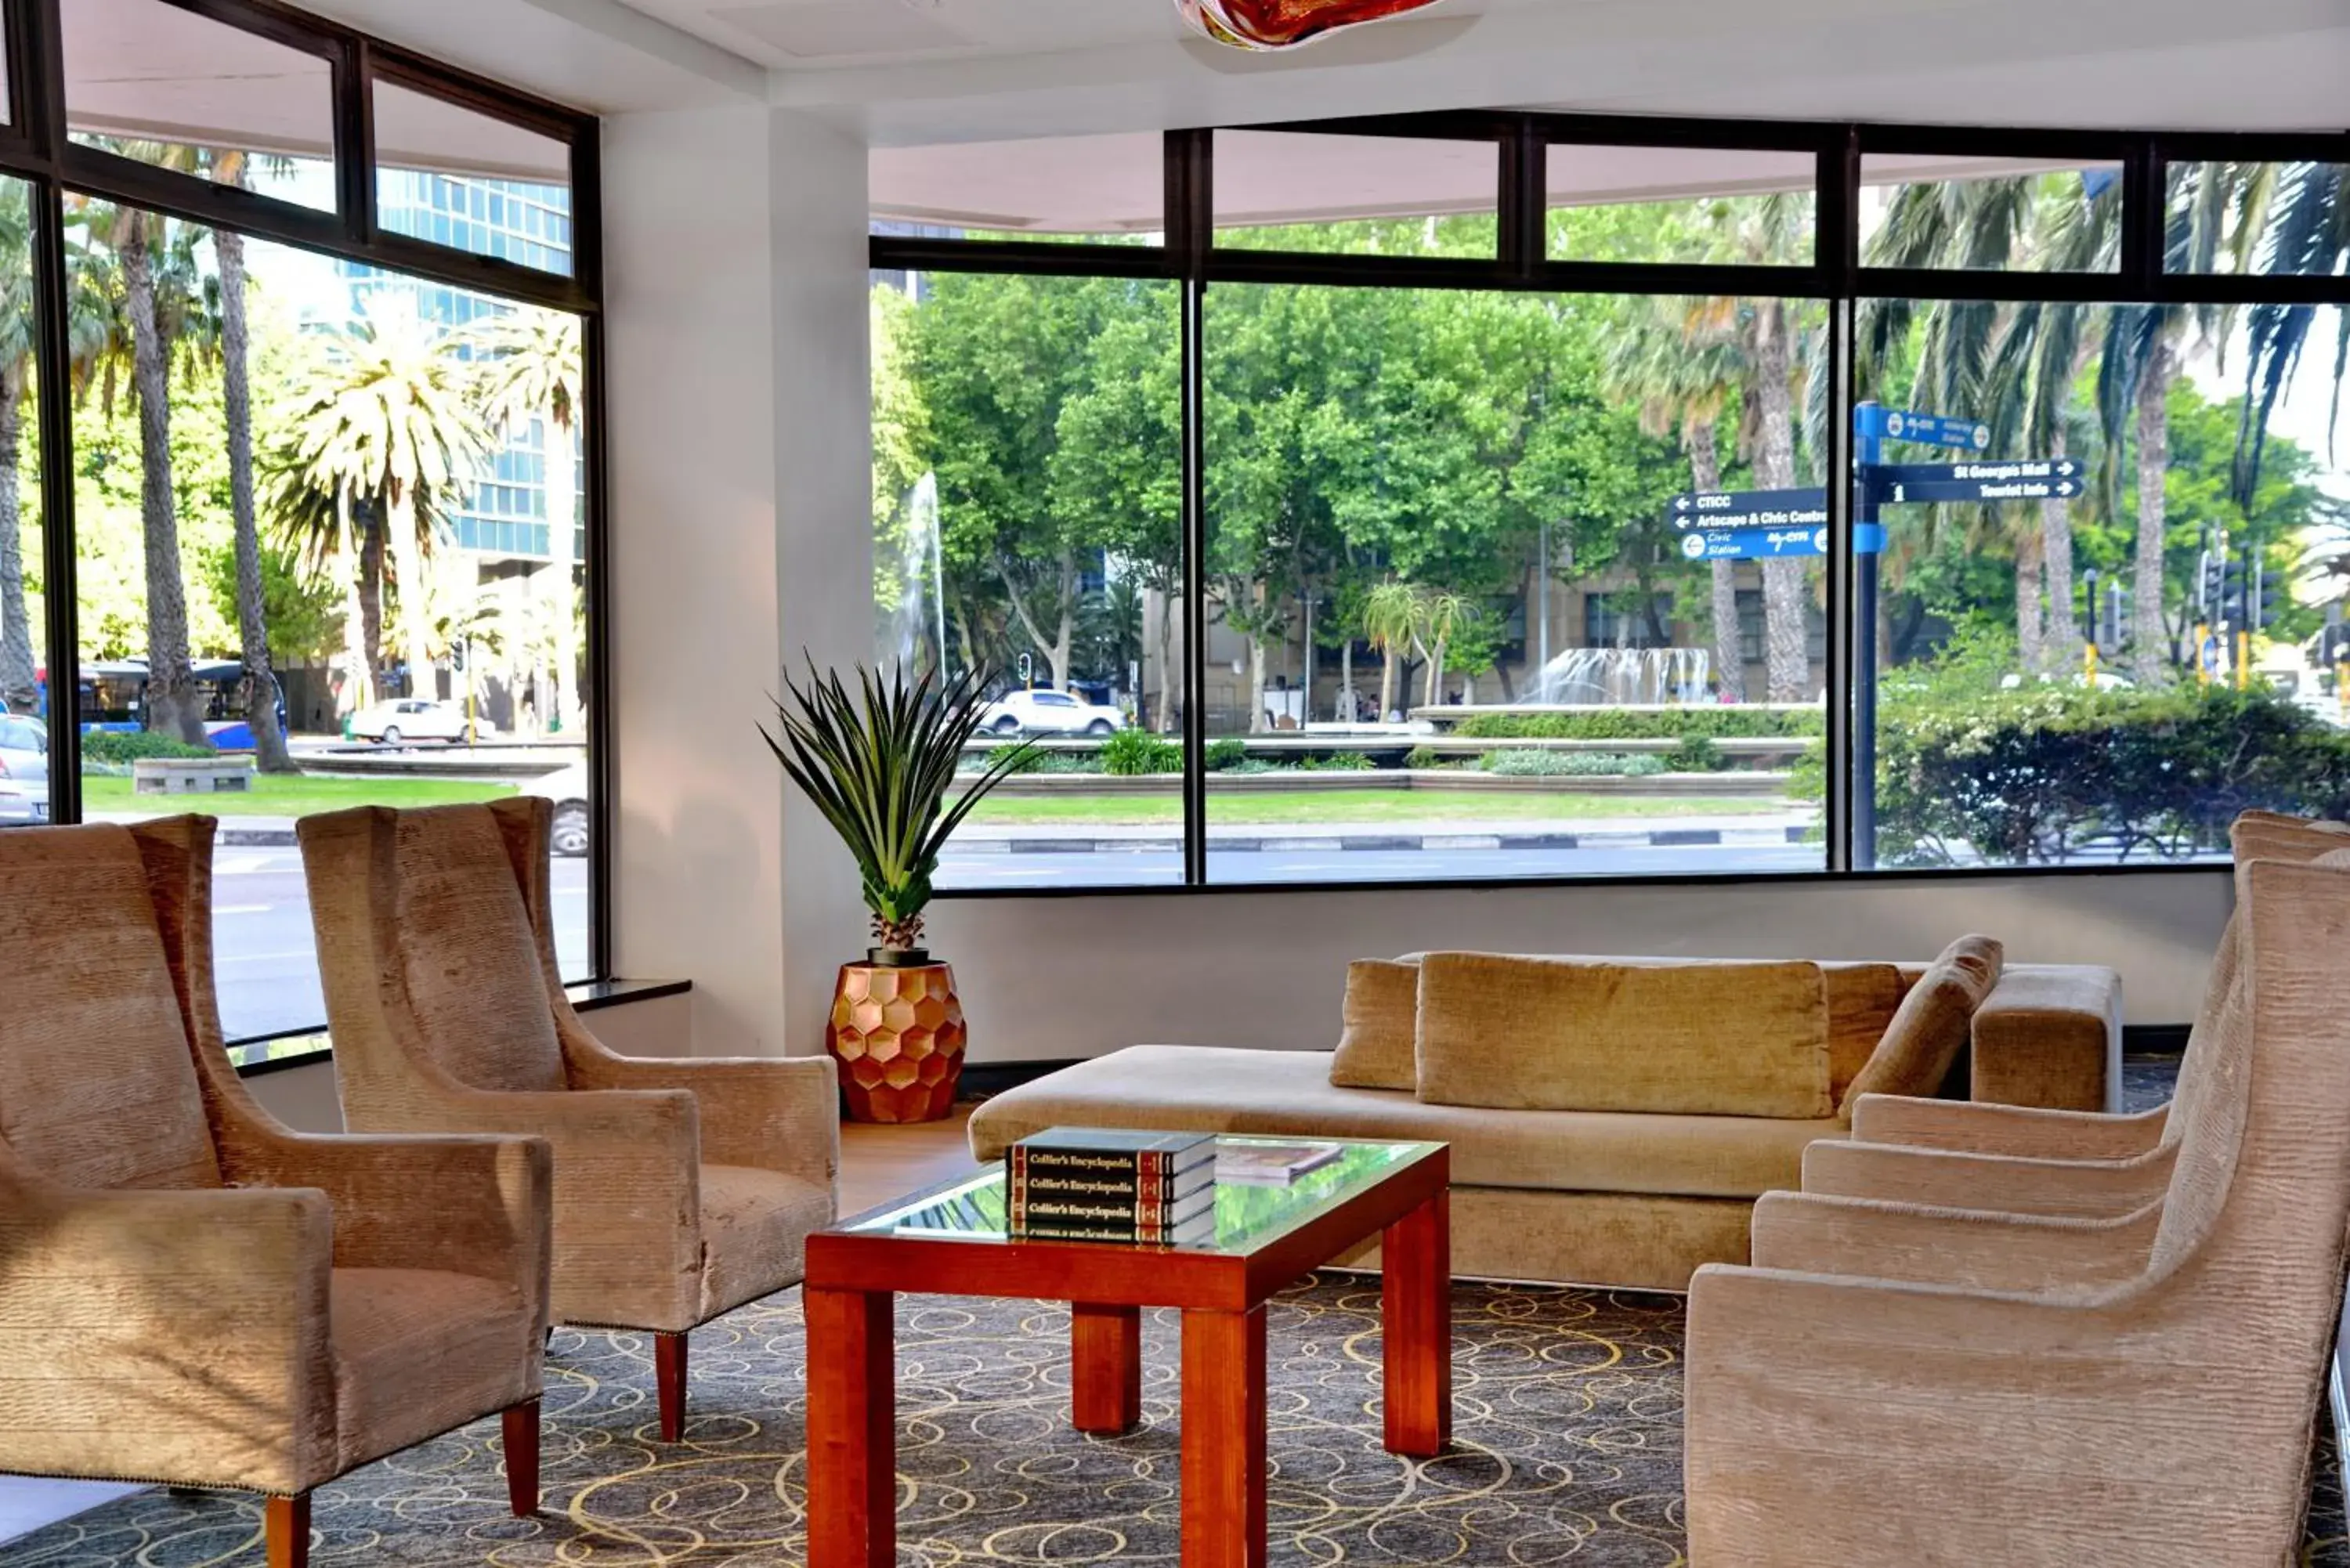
[92,809,1822,854]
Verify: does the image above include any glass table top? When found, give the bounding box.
[839,1136,1439,1255]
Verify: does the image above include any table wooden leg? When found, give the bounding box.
[805,1286,895,1568]
[1180,1304,1267,1568]
[1382,1189,1452,1457]
[1072,1302,1142,1434]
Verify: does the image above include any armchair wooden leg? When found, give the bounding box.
[265,1492,311,1568]
[503,1400,541,1516]
[655,1331,688,1441]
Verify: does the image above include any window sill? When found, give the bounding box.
[227,978,693,1077]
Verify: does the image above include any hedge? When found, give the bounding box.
[81,730,216,765]
[1870,685,2350,865]
[1451,708,1823,741]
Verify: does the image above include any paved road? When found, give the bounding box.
[937,840,1827,890]
[214,846,592,1041]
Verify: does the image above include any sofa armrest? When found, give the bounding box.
[0,1157,338,1495]
[1749,1188,2160,1290]
[562,1022,838,1193]
[1802,1137,2171,1219]
[1849,1093,2167,1158]
[1970,963,2123,1112]
[222,1129,552,1306]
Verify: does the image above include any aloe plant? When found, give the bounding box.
[762,660,1031,954]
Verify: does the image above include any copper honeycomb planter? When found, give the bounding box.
[826,960,966,1122]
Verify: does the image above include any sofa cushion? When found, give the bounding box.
[1413,953,1831,1118]
[968,1045,1845,1199]
[1329,959,1420,1091]
[1821,963,1911,1099]
[1841,935,2004,1112]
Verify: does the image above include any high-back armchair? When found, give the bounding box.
[0,818,551,1568]
[1687,849,2350,1566]
[298,797,838,1440]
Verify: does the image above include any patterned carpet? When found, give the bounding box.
[11,1058,2345,1566]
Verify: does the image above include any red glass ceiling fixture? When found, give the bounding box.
[1177,0,1451,49]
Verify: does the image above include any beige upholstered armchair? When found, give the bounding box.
[0,818,551,1568]
[1685,852,2350,1566]
[1801,809,2341,1221]
[298,797,838,1440]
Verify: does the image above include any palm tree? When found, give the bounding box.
[468,307,584,733]
[2232,161,2350,504]
[1421,587,1470,705]
[278,300,488,699]
[1605,294,1748,698]
[1361,578,1421,721]
[70,197,211,742]
[209,154,295,771]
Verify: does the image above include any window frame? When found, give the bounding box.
[0,0,612,1056]
[870,112,2350,899]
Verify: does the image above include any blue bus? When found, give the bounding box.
[35,660,289,750]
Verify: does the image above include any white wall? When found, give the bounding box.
[926,871,2232,1062]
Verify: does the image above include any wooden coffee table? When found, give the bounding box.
[802,1136,1451,1568]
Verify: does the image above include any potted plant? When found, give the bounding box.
[764,660,1032,1122]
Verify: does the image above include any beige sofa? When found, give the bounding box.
[968,950,2122,1291]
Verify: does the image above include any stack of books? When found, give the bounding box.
[1006,1127,1219,1245]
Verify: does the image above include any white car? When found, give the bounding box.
[350,698,499,745]
[0,715,48,825]
[979,688,1126,736]
[521,761,590,857]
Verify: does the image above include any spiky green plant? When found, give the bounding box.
[762,660,1031,952]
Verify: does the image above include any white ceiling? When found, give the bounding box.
[278,0,2350,146]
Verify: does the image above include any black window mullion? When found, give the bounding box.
[1821,129,1858,872]
[338,34,375,244]
[1501,117,1543,279]
[30,173,76,821]
[1171,128,1210,889]
[2120,134,2163,296]
[581,308,613,977]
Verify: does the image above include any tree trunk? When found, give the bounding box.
[215,226,295,771]
[1378,645,1396,723]
[122,218,209,746]
[1340,637,1354,724]
[2133,339,2173,682]
[541,416,581,733]
[1687,424,1744,702]
[1425,640,1447,706]
[2041,425,2080,661]
[1153,581,1177,734]
[388,489,435,700]
[359,504,386,695]
[2014,516,2046,674]
[1247,632,1267,734]
[0,365,36,714]
[1752,302,1809,702]
[334,492,373,717]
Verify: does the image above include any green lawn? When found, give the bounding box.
[964,789,1793,826]
[82,774,519,817]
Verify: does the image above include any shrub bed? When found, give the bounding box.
[1870,685,2350,865]
[1481,748,1669,778]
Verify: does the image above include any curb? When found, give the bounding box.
[953,826,1814,855]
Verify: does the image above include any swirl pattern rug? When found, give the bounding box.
[8,1268,2343,1566]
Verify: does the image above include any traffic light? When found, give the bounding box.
[2197,544,2225,617]
[2221,554,2247,626]
[2254,554,2282,630]
[2081,568,2101,645]
[2108,582,2132,649]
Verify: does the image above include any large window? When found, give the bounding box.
[0,1,604,1060]
[873,121,2350,894]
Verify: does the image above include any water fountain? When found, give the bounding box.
[1530,646,1712,706]
[881,471,949,676]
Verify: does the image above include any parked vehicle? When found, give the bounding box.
[350,698,498,745]
[0,716,45,824]
[521,761,590,857]
[979,688,1126,736]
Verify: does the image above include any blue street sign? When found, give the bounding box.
[1667,487,1828,533]
[1867,457,2083,504]
[1678,526,1830,562]
[1853,406,1993,451]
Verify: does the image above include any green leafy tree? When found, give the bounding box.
[470,305,584,732]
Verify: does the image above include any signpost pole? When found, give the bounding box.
[1853,400,1882,871]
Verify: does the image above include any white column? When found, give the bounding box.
[602,103,786,1054]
